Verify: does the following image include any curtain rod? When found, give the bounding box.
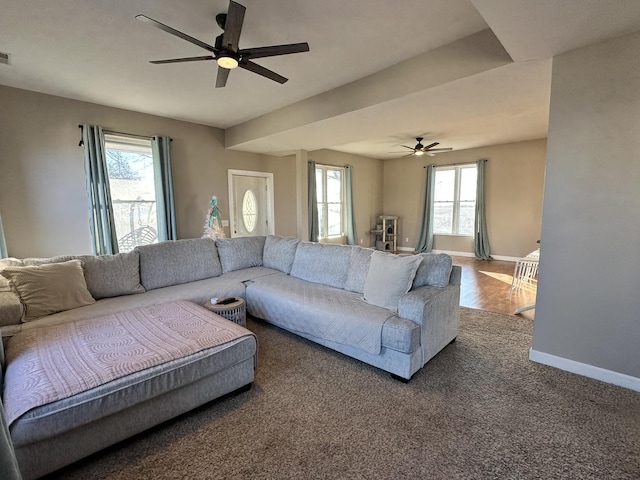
[77,125,171,146]
[423,159,487,168]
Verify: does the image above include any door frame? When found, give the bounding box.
[228,169,275,238]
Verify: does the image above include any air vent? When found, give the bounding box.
[0,52,10,65]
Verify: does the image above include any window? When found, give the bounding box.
[242,189,257,233]
[433,164,477,236]
[315,165,345,238]
[104,134,159,251]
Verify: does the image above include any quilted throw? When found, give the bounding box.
[3,300,252,426]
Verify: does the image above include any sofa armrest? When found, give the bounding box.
[0,292,22,328]
[398,283,460,366]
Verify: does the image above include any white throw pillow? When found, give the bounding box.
[0,260,95,321]
[363,251,423,312]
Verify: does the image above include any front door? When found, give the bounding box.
[228,170,274,237]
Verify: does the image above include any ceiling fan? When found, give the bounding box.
[136,0,310,88]
[398,137,453,157]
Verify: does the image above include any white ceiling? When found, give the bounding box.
[1,1,639,159]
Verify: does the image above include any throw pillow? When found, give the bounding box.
[412,253,453,289]
[0,260,96,322]
[263,235,299,273]
[77,251,146,299]
[344,246,374,294]
[216,236,265,273]
[363,251,423,312]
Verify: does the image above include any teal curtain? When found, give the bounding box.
[1,343,23,480]
[344,165,357,245]
[474,159,492,259]
[151,136,177,241]
[0,213,7,258]
[307,161,319,242]
[83,124,119,255]
[415,165,436,253]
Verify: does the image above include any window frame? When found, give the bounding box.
[315,164,346,239]
[433,163,477,237]
[103,133,158,251]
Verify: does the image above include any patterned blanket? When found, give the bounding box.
[3,300,253,426]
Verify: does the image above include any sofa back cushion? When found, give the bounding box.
[263,235,299,274]
[412,253,453,289]
[0,260,96,322]
[344,246,374,294]
[77,251,145,299]
[216,236,266,273]
[290,242,352,289]
[363,252,422,312]
[136,238,223,291]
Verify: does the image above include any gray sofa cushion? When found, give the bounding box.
[344,246,374,294]
[136,238,223,291]
[77,251,145,299]
[216,236,265,273]
[412,253,453,288]
[289,242,352,289]
[263,235,299,274]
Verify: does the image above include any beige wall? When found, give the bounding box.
[532,30,640,381]
[309,149,384,248]
[0,85,288,257]
[383,139,546,258]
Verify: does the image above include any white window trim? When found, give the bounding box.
[434,163,476,237]
[315,164,346,239]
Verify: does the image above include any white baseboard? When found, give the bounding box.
[529,348,640,392]
[396,247,520,263]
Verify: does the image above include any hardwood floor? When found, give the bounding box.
[453,256,537,321]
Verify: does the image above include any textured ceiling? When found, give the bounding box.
[1,1,639,158]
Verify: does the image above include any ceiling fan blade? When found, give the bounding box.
[216,67,230,88]
[427,148,453,152]
[136,15,218,54]
[220,0,246,52]
[401,145,415,150]
[240,43,310,60]
[424,142,439,150]
[427,153,436,157]
[239,60,288,84]
[403,152,415,157]
[149,55,215,64]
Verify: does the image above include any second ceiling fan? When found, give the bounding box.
[137,0,310,88]
[399,137,453,157]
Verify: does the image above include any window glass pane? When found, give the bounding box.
[460,167,477,202]
[458,201,475,235]
[317,203,326,238]
[326,169,342,203]
[434,202,453,234]
[315,169,323,203]
[105,140,157,252]
[242,190,257,233]
[434,169,455,201]
[328,204,342,236]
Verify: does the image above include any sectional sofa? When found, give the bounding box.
[0,235,460,478]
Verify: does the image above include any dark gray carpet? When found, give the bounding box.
[48,308,639,479]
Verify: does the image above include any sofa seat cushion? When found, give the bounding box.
[246,273,420,354]
[289,242,352,289]
[4,267,280,337]
[136,238,222,291]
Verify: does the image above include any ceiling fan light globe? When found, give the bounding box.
[414,150,424,156]
[217,56,238,69]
